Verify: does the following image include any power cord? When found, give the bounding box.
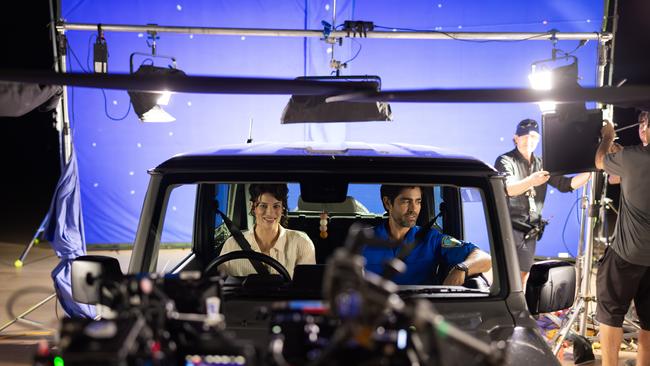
[561,196,583,258]
[374,24,552,43]
[66,36,131,121]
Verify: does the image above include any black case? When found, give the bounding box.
[525,260,576,315]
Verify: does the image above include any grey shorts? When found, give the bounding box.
[513,228,537,272]
[596,248,650,330]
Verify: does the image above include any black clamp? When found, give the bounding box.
[321,20,333,38]
[342,20,374,38]
[548,28,559,60]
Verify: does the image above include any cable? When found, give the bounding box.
[341,38,362,66]
[374,25,552,43]
[67,37,132,121]
[561,197,583,258]
[100,89,132,121]
[555,40,588,58]
[5,286,56,319]
[378,17,607,32]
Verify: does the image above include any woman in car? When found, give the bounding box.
[219,183,316,278]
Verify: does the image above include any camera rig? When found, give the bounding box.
[34,226,507,366]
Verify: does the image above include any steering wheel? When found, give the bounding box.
[203,250,292,282]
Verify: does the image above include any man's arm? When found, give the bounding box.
[608,174,621,185]
[442,249,492,286]
[495,153,551,196]
[505,171,550,197]
[595,121,617,170]
[570,172,591,190]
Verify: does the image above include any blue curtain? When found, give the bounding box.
[45,146,96,318]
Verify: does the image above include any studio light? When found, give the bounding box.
[281,75,392,124]
[528,56,579,115]
[127,65,184,123]
[128,33,183,123]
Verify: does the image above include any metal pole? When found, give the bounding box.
[57,22,611,42]
[576,36,612,335]
[578,174,596,335]
[553,298,584,355]
[58,33,72,164]
[52,0,71,166]
[574,184,588,307]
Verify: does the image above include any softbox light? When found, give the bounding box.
[127,65,185,123]
[281,76,392,124]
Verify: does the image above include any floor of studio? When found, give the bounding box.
[0,241,638,366]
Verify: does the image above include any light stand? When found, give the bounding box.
[549,33,614,355]
[550,175,598,355]
[578,173,597,336]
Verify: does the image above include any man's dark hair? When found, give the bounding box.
[380,185,419,212]
[249,183,289,227]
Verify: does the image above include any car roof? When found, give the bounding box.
[153,141,497,175]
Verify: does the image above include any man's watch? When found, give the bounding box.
[454,262,469,277]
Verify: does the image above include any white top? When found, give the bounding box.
[218,226,316,278]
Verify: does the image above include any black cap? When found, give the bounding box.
[515,119,539,136]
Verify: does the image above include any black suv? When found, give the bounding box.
[69,141,575,365]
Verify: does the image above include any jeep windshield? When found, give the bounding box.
[130,177,499,299]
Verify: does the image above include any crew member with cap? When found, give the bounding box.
[494,119,590,286]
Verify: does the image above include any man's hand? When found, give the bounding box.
[596,120,618,170]
[601,120,616,141]
[442,268,466,286]
[528,170,550,187]
[609,142,623,154]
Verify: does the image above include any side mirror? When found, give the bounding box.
[71,255,123,304]
[525,260,576,315]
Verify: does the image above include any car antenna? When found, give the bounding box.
[246,117,254,143]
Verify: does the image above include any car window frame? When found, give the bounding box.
[130,170,507,299]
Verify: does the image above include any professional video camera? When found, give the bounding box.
[34,259,256,366]
[266,224,508,366]
[35,227,509,366]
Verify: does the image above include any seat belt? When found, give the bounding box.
[215,208,270,275]
[381,222,431,279]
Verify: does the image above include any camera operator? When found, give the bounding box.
[595,119,650,366]
[495,119,590,287]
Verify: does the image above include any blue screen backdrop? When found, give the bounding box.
[61,0,602,258]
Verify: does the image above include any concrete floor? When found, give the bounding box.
[0,242,132,366]
[0,240,640,366]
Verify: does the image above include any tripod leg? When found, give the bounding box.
[14,214,49,268]
[0,293,57,333]
[552,298,584,355]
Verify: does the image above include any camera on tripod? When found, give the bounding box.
[34,256,255,366]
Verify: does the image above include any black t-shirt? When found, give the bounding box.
[603,145,650,265]
[495,148,573,229]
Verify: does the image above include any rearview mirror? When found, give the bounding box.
[71,255,123,304]
[525,260,576,315]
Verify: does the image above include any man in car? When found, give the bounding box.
[494,119,590,287]
[362,185,491,285]
[595,119,650,366]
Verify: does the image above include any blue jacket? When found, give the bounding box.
[362,223,478,285]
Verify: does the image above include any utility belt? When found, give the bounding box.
[512,219,549,241]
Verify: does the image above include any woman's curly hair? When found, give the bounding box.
[249,183,289,228]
